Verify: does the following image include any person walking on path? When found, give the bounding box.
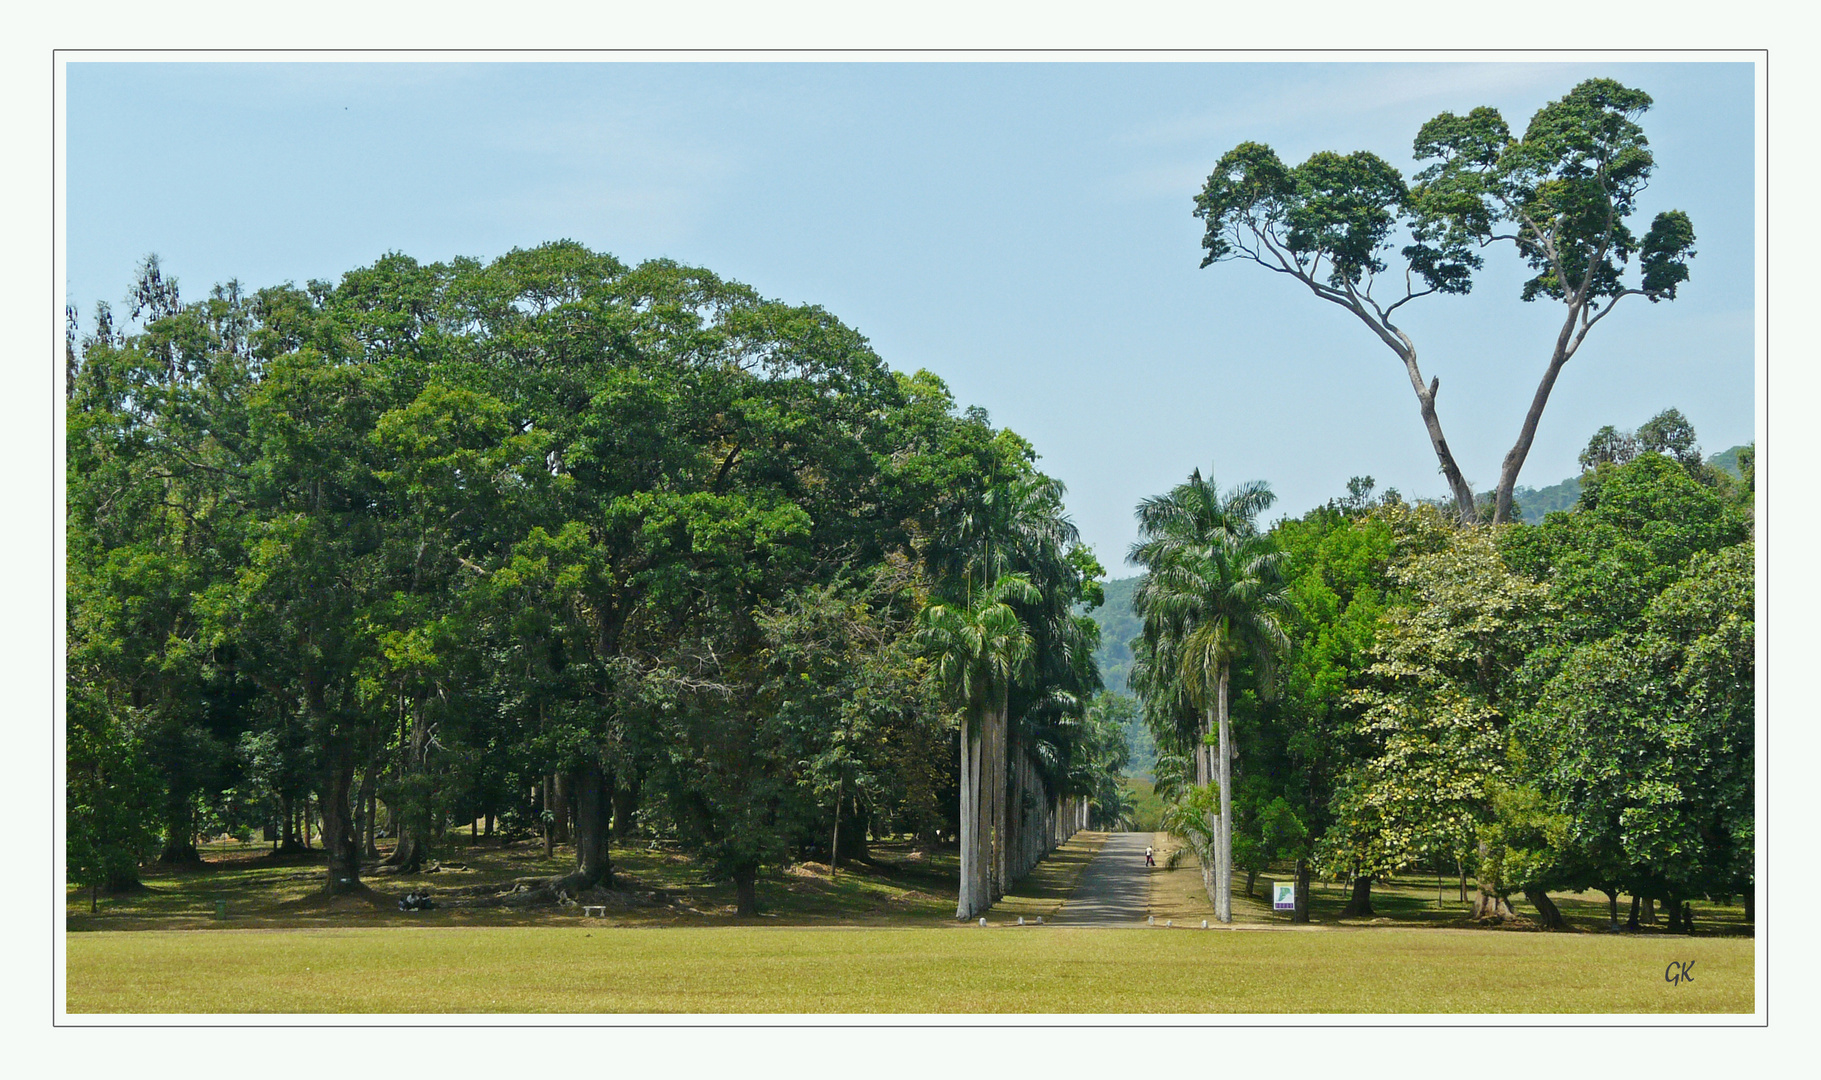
[1145,844,1155,867]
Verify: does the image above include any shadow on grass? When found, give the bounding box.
[67,835,968,931]
[1149,839,1751,937]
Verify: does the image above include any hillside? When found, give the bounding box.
[1088,575,1141,695]
[1513,443,1747,524]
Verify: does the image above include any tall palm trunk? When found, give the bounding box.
[983,703,997,901]
[956,709,976,919]
[993,698,1010,899]
[1215,661,1232,924]
[989,699,1005,901]
[974,710,991,911]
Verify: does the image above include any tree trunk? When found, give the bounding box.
[1627,894,1640,931]
[997,695,1012,896]
[158,799,203,865]
[320,751,362,894]
[1389,339,1476,522]
[1292,858,1311,924]
[1457,859,1468,903]
[956,708,978,920]
[386,824,429,872]
[1744,887,1754,923]
[1341,875,1374,917]
[983,702,996,901]
[540,779,555,859]
[1007,733,1022,880]
[1493,313,1581,524]
[357,760,379,860]
[1471,893,1515,920]
[1214,664,1232,924]
[1642,897,1658,925]
[981,702,998,905]
[612,773,641,840]
[1525,888,1566,930]
[302,796,312,849]
[278,791,301,852]
[1470,842,1514,920]
[364,791,379,859]
[1603,889,1620,926]
[551,771,572,845]
[553,762,612,893]
[733,863,759,918]
[381,714,431,872]
[1245,867,1257,898]
[829,775,843,874]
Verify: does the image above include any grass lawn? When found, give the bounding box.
[65,923,1752,1014]
[66,828,1754,1015]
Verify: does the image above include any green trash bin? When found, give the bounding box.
[214,899,227,920]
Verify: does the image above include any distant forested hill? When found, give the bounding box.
[1512,444,1748,524]
[1708,444,1750,478]
[1088,575,1141,694]
[1511,476,1582,523]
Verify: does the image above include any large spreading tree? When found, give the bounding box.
[1195,78,1695,523]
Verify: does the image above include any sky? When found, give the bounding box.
[63,60,1757,572]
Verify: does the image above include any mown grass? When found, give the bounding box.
[65,924,1753,1014]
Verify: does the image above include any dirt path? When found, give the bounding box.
[1052,831,1153,926]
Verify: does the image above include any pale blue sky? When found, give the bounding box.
[65,61,1756,569]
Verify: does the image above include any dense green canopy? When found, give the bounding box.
[65,243,1119,915]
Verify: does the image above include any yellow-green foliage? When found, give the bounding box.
[1124,777,1164,832]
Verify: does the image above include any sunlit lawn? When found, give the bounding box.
[66,923,1752,1014]
[67,828,1753,1014]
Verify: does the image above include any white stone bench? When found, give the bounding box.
[582,905,606,918]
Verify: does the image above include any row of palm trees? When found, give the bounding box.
[920,462,1292,923]
[1129,470,1291,923]
[917,472,1105,920]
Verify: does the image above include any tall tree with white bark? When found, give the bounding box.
[1195,78,1695,526]
[1409,78,1697,524]
[1194,145,1483,521]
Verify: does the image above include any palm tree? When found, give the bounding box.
[1129,470,1291,923]
[917,573,1036,919]
[925,462,1103,908]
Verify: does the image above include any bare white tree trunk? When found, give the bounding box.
[956,711,976,919]
[1215,663,1233,924]
[983,710,997,914]
[993,701,1008,898]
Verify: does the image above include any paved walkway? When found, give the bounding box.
[1054,831,1154,926]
